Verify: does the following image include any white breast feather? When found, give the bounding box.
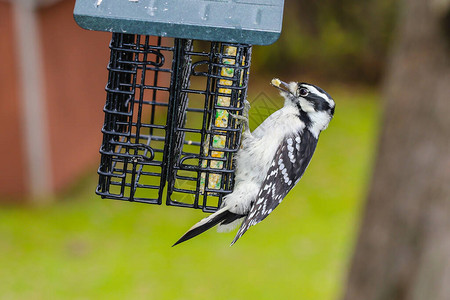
[223,106,305,214]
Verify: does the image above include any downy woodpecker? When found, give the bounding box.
[173,79,335,246]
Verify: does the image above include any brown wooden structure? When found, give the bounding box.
[0,0,110,202]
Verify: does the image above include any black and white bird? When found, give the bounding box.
[173,79,335,246]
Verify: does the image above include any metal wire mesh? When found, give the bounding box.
[96,33,251,212]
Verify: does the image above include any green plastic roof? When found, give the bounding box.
[73,0,284,45]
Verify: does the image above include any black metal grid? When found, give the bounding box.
[96,33,251,212]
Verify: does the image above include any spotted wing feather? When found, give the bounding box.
[231,130,318,245]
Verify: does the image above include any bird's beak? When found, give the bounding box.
[271,78,295,96]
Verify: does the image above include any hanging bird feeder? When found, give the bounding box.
[74,0,284,212]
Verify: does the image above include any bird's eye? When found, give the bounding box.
[298,87,309,97]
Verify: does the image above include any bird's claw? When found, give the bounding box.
[230,99,251,135]
[229,113,248,122]
[242,99,251,119]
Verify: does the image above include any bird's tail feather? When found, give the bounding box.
[217,218,242,232]
[172,207,244,246]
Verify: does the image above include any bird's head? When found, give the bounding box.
[271,78,335,132]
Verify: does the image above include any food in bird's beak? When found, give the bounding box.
[271,78,292,95]
[271,78,282,87]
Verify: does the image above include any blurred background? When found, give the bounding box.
[0,0,448,299]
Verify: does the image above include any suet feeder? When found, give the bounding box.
[74,0,284,212]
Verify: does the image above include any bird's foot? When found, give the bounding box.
[230,100,251,135]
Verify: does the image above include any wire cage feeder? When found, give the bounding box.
[74,0,284,212]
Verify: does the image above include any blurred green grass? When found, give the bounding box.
[0,87,380,300]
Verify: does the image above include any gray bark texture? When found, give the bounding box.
[342,0,450,299]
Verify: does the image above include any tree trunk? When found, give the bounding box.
[342,0,450,299]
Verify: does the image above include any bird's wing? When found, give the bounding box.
[231,130,318,245]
